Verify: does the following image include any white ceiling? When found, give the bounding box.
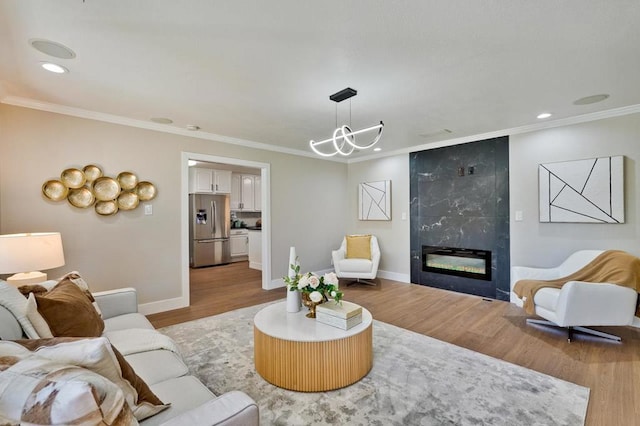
[1,1,640,160]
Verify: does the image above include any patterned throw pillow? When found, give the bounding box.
[0,345,136,425]
[8,337,170,421]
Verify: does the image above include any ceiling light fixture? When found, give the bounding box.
[573,94,609,105]
[29,39,76,59]
[309,87,384,157]
[537,112,552,119]
[41,62,68,74]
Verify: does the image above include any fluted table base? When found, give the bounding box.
[254,322,373,392]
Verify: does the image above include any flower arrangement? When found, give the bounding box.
[284,262,343,304]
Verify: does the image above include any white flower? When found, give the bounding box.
[330,290,337,298]
[308,275,320,289]
[309,291,323,303]
[324,272,339,286]
[298,274,309,289]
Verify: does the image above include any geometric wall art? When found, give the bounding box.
[539,155,624,223]
[358,180,391,220]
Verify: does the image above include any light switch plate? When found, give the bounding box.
[144,204,153,215]
[515,210,523,221]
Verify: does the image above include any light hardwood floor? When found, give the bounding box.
[146,261,640,426]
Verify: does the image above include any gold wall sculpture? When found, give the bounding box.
[42,164,157,216]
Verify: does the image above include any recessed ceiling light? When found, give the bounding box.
[41,62,68,74]
[186,125,200,131]
[573,94,610,105]
[151,117,173,124]
[373,147,382,152]
[29,39,76,59]
[537,113,552,119]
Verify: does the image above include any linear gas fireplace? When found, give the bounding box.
[422,246,492,281]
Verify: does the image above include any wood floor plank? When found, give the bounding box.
[146,262,640,425]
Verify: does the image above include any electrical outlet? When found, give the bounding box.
[144,204,153,215]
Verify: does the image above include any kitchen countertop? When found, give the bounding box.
[247,226,262,231]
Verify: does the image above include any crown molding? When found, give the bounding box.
[348,103,640,163]
[3,95,639,165]
[0,95,348,164]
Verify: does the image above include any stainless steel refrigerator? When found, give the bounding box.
[189,194,231,267]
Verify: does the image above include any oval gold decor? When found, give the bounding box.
[60,168,86,189]
[136,181,157,201]
[42,180,69,201]
[92,177,121,201]
[117,171,138,190]
[118,191,139,210]
[67,187,95,208]
[83,164,103,182]
[95,200,118,216]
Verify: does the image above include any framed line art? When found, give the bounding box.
[358,180,391,221]
[539,155,624,223]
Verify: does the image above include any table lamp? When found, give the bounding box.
[0,232,65,286]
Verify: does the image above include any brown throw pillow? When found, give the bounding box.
[346,234,372,259]
[35,279,105,337]
[15,338,166,408]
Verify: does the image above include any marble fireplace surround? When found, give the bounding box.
[410,136,510,300]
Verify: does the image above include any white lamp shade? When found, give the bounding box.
[0,232,65,274]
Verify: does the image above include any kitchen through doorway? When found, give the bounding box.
[182,152,272,310]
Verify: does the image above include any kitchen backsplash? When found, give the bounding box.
[234,211,261,227]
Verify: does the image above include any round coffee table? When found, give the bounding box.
[253,301,373,392]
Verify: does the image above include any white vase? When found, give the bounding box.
[286,289,301,313]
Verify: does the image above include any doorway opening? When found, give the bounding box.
[181,152,272,308]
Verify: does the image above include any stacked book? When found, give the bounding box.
[316,301,363,330]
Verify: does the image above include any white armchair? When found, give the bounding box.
[332,235,380,286]
[511,250,639,342]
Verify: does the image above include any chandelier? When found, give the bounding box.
[309,88,384,157]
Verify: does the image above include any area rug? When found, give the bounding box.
[160,302,589,425]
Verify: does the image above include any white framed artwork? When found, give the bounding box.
[539,156,624,223]
[358,180,391,221]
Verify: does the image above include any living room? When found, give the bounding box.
[1,2,640,425]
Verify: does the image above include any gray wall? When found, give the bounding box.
[0,104,348,306]
[346,155,411,281]
[510,113,640,267]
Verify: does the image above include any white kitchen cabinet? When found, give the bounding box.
[189,168,232,194]
[254,175,262,211]
[231,173,260,211]
[230,174,242,210]
[248,229,262,270]
[230,229,249,257]
[214,170,232,194]
[241,175,254,211]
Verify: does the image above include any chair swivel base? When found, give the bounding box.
[526,319,622,343]
[344,278,377,287]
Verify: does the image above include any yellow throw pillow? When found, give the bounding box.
[346,235,372,260]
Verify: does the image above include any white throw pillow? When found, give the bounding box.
[25,293,54,338]
[0,281,39,338]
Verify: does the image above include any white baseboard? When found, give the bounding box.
[138,296,188,315]
[249,261,262,270]
[377,270,410,283]
[269,268,409,291]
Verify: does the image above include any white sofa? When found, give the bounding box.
[0,286,259,426]
[510,250,639,341]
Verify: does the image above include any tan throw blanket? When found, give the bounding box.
[513,250,640,316]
